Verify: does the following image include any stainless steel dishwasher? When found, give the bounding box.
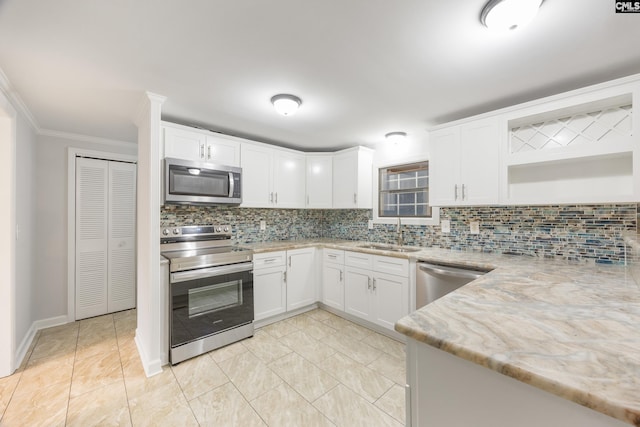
[416,262,489,309]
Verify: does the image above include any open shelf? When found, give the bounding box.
[504,91,637,205]
[507,152,634,204]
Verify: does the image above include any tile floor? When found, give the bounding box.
[0,308,406,426]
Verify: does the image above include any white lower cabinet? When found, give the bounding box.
[253,253,286,321]
[343,251,409,331]
[322,249,345,311]
[253,248,316,321]
[286,248,316,311]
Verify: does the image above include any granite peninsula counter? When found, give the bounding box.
[395,252,640,426]
[242,238,640,425]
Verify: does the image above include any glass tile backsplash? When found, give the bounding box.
[161,203,637,264]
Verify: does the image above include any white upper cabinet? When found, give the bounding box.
[204,134,241,166]
[430,118,501,206]
[240,143,273,207]
[332,147,374,209]
[305,154,333,208]
[162,122,240,166]
[163,125,206,161]
[273,150,306,208]
[241,142,306,208]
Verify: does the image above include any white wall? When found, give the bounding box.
[35,134,136,321]
[0,90,16,377]
[15,108,36,353]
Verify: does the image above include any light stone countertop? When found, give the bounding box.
[242,238,640,426]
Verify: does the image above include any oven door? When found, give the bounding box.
[170,262,253,348]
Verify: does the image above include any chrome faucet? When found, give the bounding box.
[397,217,403,246]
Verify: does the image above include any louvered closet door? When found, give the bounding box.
[108,161,137,313]
[76,158,109,319]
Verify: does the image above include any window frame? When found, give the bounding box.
[372,157,440,227]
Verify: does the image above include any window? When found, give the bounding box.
[378,161,431,218]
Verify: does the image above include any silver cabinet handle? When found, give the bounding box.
[200,143,205,159]
[367,277,372,290]
[264,258,276,263]
[353,193,357,204]
[207,145,212,160]
[372,278,377,291]
[288,256,292,267]
[462,184,466,200]
[275,192,278,204]
[454,184,458,201]
[328,254,337,259]
[283,271,287,283]
[270,192,273,203]
[340,270,343,281]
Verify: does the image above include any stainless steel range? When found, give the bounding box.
[160,225,253,365]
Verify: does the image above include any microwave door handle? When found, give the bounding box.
[228,172,234,197]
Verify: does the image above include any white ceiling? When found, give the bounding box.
[1,0,639,151]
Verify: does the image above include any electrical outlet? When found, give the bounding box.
[260,220,266,231]
[440,219,450,233]
[470,221,480,234]
[368,220,374,230]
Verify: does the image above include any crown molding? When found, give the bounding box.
[0,67,40,132]
[38,129,137,149]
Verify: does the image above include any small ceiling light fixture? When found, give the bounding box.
[385,132,407,144]
[480,0,543,31]
[271,94,302,116]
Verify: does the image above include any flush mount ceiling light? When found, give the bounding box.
[271,94,302,116]
[480,0,543,31]
[385,132,407,144]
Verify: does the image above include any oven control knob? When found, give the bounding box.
[173,228,180,235]
[224,226,229,232]
[216,227,222,232]
[162,229,170,236]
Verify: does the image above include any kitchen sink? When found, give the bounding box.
[357,243,422,253]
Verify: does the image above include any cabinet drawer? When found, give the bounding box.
[373,255,409,277]
[345,251,373,269]
[253,251,286,269]
[323,249,344,264]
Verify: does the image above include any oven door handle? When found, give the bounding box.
[171,262,253,283]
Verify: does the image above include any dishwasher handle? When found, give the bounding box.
[418,263,486,281]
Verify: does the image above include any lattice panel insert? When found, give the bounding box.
[510,105,632,154]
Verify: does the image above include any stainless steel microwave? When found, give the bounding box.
[163,157,242,205]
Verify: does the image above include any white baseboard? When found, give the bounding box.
[14,315,69,371]
[134,330,163,378]
[254,304,319,329]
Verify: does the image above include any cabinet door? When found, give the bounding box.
[429,128,460,206]
[306,155,333,208]
[322,262,344,310]
[372,272,408,331]
[273,150,306,208]
[240,144,273,207]
[253,266,286,321]
[286,248,316,311]
[344,266,372,320]
[163,126,205,161]
[459,120,500,205]
[332,150,358,208]
[205,134,240,167]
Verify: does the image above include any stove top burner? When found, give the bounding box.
[160,225,253,272]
